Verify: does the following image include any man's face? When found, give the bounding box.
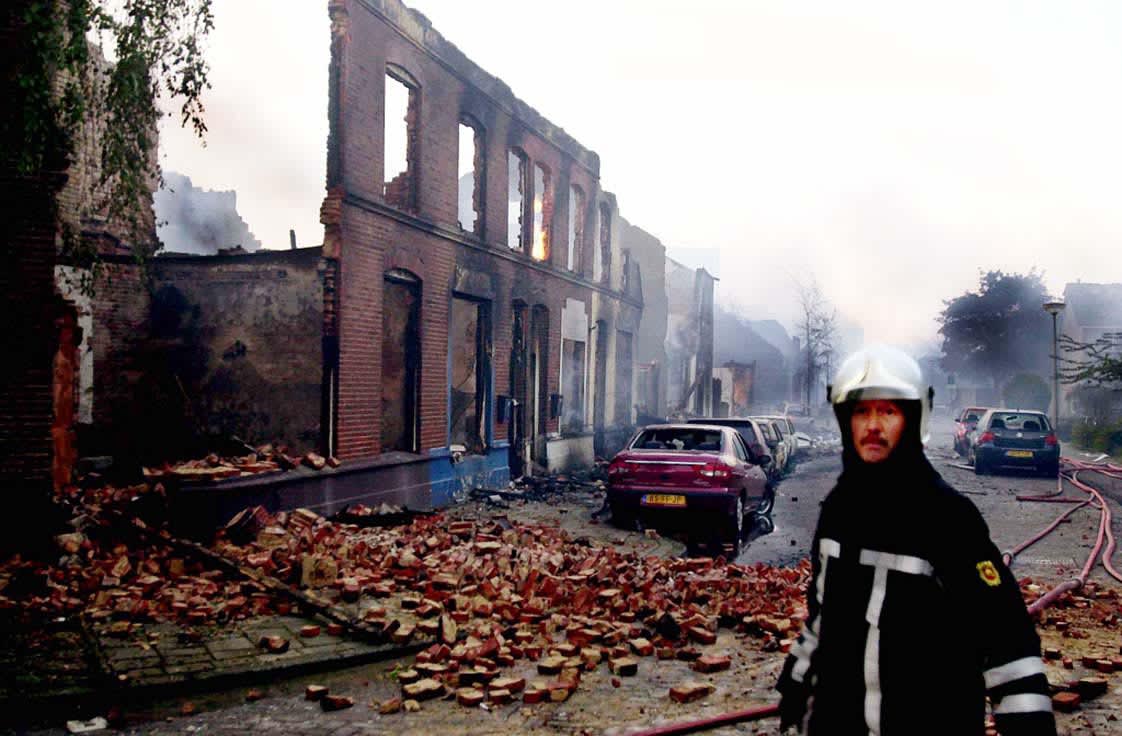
[850,399,906,463]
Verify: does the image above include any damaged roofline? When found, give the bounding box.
[354,0,601,177]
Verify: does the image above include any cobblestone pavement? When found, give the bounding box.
[16,413,1122,735]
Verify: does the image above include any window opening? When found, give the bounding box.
[531,163,551,261]
[507,150,527,250]
[381,271,420,452]
[384,70,418,210]
[561,338,586,433]
[567,184,584,272]
[615,330,633,424]
[598,202,612,284]
[458,122,482,233]
[449,297,491,452]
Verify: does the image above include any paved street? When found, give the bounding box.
[17,413,1122,736]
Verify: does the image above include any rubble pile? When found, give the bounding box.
[142,444,340,484]
[215,507,813,703]
[0,528,284,629]
[0,485,286,627]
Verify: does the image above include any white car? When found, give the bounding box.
[752,417,791,475]
[756,414,800,466]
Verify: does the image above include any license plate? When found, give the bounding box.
[641,494,686,507]
[1005,450,1034,458]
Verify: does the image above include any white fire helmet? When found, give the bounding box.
[828,344,935,445]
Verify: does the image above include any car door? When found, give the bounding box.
[772,422,789,470]
[730,432,766,501]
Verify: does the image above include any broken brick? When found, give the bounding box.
[669,682,715,704]
[401,678,444,701]
[1052,692,1081,712]
[305,685,329,701]
[692,654,731,673]
[320,695,354,712]
[456,688,484,707]
[609,657,638,676]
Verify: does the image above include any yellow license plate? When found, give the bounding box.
[641,494,687,507]
[1005,450,1034,458]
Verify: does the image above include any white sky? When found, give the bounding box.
[159,0,1121,349]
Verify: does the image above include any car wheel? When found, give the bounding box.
[974,457,986,475]
[755,487,775,517]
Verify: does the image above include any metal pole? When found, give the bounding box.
[1052,312,1059,432]
[1052,311,1061,494]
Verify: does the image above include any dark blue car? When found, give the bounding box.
[970,409,1060,477]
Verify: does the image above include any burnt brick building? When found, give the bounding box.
[7,0,645,524]
[317,0,642,507]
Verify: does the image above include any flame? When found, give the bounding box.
[531,196,547,260]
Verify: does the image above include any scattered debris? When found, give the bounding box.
[65,718,108,734]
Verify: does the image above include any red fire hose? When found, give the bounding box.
[1012,459,1122,616]
[623,704,780,736]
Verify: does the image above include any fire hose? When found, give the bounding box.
[1006,458,1122,617]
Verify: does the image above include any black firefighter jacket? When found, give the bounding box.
[776,456,1056,735]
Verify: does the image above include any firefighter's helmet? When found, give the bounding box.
[828,345,934,445]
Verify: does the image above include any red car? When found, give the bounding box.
[607,424,771,544]
[953,406,991,457]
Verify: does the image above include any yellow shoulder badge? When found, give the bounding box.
[976,560,1001,587]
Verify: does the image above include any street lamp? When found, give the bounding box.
[1043,300,1066,435]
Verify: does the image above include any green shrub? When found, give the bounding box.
[1080,421,1122,454]
[1002,373,1051,412]
[1072,421,1096,448]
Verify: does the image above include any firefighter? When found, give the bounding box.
[776,345,1056,735]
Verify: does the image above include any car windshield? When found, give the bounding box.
[631,428,723,452]
[988,413,1050,432]
[689,420,756,446]
[757,423,775,442]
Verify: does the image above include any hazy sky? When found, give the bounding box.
[158,0,1120,349]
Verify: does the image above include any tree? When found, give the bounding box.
[1060,331,1122,387]
[3,0,213,291]
[795,278,837,407]
[937,270,1051,390]
[1002,373,1050,412]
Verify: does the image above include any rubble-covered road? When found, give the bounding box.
[10,415,1122,736]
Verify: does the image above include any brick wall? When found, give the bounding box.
[142,249,326,458]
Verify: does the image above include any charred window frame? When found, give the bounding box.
[449,295,492,453]
[531,162,552,262]
[567,184,584,272]
[598,202,612,285]
[382,269,421,453]
[384,65,420,211]
[507,149,528,250]
[458,117,484,235]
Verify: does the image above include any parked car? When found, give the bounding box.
[970,409,1060,477]
[755,415,799,470]
[686,417,779,508]
[953,406,991,457]
[751,418,789,475]
[607,424,771,543]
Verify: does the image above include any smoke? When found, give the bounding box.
[154,171,262,255]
